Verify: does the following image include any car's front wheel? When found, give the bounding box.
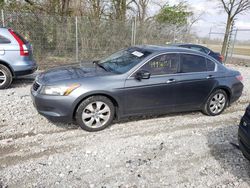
[0,64,12,89]
[203,89,228,116]
[75,96,115,132]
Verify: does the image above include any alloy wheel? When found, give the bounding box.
[0,70,7,86]
[82,101,111,128]
[209,93,226,114]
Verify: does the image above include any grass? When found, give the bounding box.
[205,44,250,56]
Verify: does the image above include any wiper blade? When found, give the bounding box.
[93,61,108,72]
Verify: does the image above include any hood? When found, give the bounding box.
[37,65,114,85]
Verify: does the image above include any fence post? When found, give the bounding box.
[75,16,79,64]
[208,27,212,42]
[131,17,137,46]
[230,28,238,59]
[1,9,5,27]
[134,17,136,45]
[131,18,134,46]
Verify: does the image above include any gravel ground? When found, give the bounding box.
[0,64,250,188]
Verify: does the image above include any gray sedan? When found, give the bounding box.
[31,45,244,131]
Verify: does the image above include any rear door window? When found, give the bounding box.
[0,35,11,44]
[206,59,215,71]
[180,54,207,73]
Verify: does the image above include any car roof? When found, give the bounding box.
[170,43,208,48]
[134,45,207,57]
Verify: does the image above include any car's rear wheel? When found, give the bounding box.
[0,64,12,89]
[75,96,115,132]
[203,89,228,116]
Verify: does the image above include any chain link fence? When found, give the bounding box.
[1,10,194,69]
[206,27,250,64]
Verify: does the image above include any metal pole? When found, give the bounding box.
[133,17,136,45]
[1,9,5,27]
[230,28,238,59]
[75,16,79,64]
[208,27,212,46]
[173,26,176,42]
[131,18,134,46]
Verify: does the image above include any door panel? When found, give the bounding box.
[124,75,178,115]
[174,54,217,110]
[123,53,180,115]
[174,73,217,110]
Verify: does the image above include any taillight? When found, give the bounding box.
[219,55,224,62]
[8,29,29,56]
[22,44,29,56]
[236,75,243,82]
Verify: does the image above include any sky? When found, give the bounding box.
[149,0,250,41]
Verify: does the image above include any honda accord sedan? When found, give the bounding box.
[238,104,250,161]
[31,45,243,131]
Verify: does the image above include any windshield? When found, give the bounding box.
[98,47,151,74]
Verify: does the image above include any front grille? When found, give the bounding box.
[33,82,40,91]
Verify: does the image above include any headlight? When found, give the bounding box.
[40,83,80,96]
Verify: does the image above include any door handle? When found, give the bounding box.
[166,79,175,83]
[206,75,214,79]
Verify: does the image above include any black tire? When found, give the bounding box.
[203,89,228,116]
[75,96,115,132]
[0,64,12,89]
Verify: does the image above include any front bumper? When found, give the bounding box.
[31,89,76,122]
[238,116,250,161]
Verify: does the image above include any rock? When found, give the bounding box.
[0,138,13,144]
[59,173,64,178]
[86,150,91,154]
[66,165,71,169]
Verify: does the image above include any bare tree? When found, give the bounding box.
[133,0,150,24]
[218,0,250,57]
[61,0,71,16]
[111,0,127,21]
[87,0,107,20]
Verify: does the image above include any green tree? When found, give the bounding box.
[156,2,192,25]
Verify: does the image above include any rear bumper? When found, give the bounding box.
[11,59,37,77]
[230,82,244,104]
[238,118,250,161]
[14,64,37,76]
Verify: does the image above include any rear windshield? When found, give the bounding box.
[0,35,11,44]
[13,31,29,44]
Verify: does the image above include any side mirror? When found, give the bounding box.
[93,60,99,64]
[135,70,151,80]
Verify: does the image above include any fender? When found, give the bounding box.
[0,60,14,76]
[71,90,122,119]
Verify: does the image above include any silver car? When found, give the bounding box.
[0,27,37,89]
